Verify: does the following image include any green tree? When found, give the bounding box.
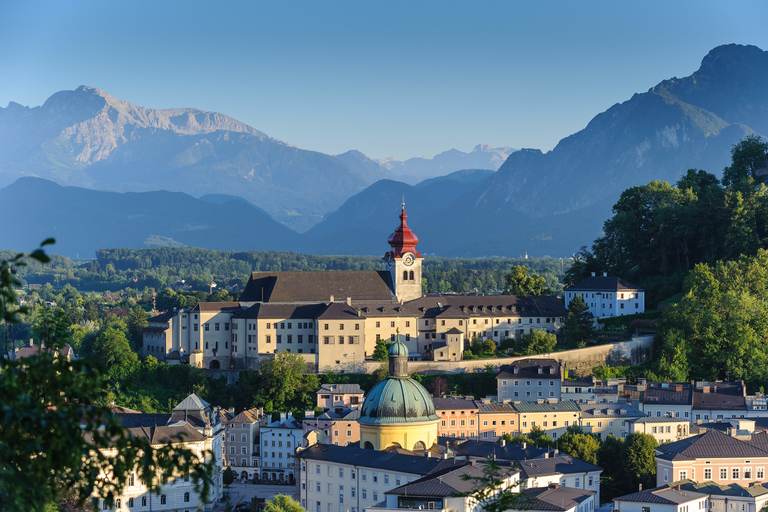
[521,329,557,355]
[254,352,318,412]
[372,339,392,361]
[722,134,768,187]
[482,339,496,354]
[0,245,214,510]
[127,305,148,349]
[557,432,600,465]
[597,435,625,500]
[92,327,140,380]
[563,296,594,345]
[621,433,657,492]
[454,459,525,512]
[223,467,235,486]
[504,265,546,295]
[264,494,304,512]
[527,426,554,447]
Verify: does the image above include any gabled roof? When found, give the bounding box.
[521,486,596,511]
[226,408,262,424]
[295,444,453,475]
[658,479,768,498]
[385,462,514,497]
[565,276,642,292]
[497,359,562,381]
[115,413,172,427]
[318,383,364,395]
[406,295,566,319]
[173,393,210,412]
[433,397,480,411]
[655,430,768,461]
[613,488,707,505]
[692,381,747,411]
[517,454,602,478]
[642,382,693,405]
[126,423,206,445]
[190,302,240,313]
[515,401,580,414]
[578,402,644,418]
[14,343,73,360]
[240,271,395,303]
[435,437,548,461]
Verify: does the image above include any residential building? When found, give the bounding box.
[368,461,520,512]
[517,455,603,504]
[516,401,581,440]
[692,381,748,421]
[260,413,302,482]
[496,359,563,402]
[477,402,518,440]
[316,383,364,411]
[626,416,692,444]
[613,487,709,512]
[11,340,74,361]
[746,393,768,418]
[578,402,644,440]
[638,381,693,420]
[222,407,265,481]
[434,397,480,439]
[564,274,644,319]
[656,480,768,512]
[302,408,361,447]
[512,485,596,512]
[654,430,768,486]
[562,379,596,403]
[295,444,461,512]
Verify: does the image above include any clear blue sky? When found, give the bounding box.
[2,0,767,161]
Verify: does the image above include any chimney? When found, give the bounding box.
[676,485,681,491]
[544,452,549,458]
[346,297,352,306]
[675,384,682,393]
[329,295,334,303]
[280,412,286,421]
[521,442,527,450]
[357,309,362,317]
[305,410,314,419]
[29,338,34,346]
[500,439,506,447]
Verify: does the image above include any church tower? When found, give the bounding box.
[384,202,423,302]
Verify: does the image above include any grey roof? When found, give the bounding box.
[563,380,594,387]
[498,359,562,381]
[385,462,515,497]
[692,382,747,411]
[173,393,210,412]
[407,295,567,319]
[578,402,644,418]
[517,454,602,478]
[295,444,456,475]
[233,302,327,320]
[433,397,480,411]
[642,382,693,406]
[115,413,172,428]
[655,430,768,461]
[316,408,361,421]
[435,437,548,461]
[148,311,177,322]
[515,401,581,413]
[318,383,364,395]
[521,486,596,511]
[614,488,707,505]
[657,479,768,498]
[628,416,691,424]
[566,276,642,292]
[240,271,395,303]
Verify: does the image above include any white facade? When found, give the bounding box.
[564,275,644,319]
[260,414,302,482]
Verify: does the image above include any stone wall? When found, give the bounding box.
[323,335,655,375]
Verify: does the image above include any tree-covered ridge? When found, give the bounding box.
[6,246,567,296]
[567,134,768,305]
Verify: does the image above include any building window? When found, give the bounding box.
[733,468,740,479]
[160,495,167,505]
[720,468,727,479]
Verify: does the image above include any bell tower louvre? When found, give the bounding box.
[385,202,424,302]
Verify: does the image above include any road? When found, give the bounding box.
[213,482,298,511]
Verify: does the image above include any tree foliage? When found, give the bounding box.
[620,433,657,492]
[563,296,594,345]
[521,329,557,355]
[0,245,214,510]
[264,494,304,512]
[504,265,546,295]
[556,431,600,465]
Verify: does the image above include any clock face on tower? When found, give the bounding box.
[403,253,414,267]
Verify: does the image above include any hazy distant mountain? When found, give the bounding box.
[377,145,515,184]
[306,169,494,254]
[0,178,303,258]
[312,44,768,257]
[0,86,386,232]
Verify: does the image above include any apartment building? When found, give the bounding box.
[433,396,480,439]
[302,408,361,447]
[497,359,564,402]
[222,407,265,481]
[516,401,581,440]
[316,383,364,411]
[564,274,644,319]
[578,402,644,440]
[260,413,302,482]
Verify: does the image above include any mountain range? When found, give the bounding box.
[1,44,767,258]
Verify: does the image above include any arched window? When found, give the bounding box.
[413,441,426,450]
[403,270,408,281]
[363,441,374,450]
[409,270,414,280]
[184,492,190,502]
[115,499,121,508]
[160,495,167,505]
[142,497,147,506]
[128,498,134,507]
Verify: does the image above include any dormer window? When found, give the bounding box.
[538,368,542,374]
[514,367,519,374]
[549,368,554,374]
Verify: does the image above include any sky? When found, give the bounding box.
[1,1,768,161]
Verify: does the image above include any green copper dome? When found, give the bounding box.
[359,340,438,425]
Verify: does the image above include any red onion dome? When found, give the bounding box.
[387,205,421,258]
